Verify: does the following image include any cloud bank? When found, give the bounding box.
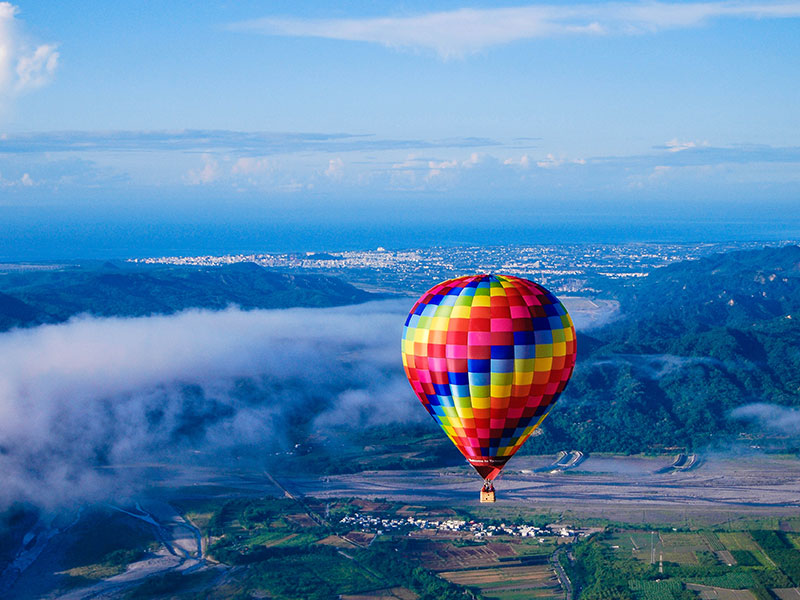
[3,127,799,196]
[0,130,496,156]
[0,300,419,510]
[231,1,800,58]
[3,134,798,208]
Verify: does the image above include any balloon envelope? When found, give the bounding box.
[401,274,577,480]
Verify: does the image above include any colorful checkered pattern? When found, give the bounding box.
[401,274,577,480]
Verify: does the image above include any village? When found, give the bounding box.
[339,512,587,540]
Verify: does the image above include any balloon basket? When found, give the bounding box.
[480,482,496,503]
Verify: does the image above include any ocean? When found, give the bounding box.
[2,208,799,261]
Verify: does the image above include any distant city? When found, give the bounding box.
[128,241,789,294]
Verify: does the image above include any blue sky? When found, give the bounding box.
[2,1,800,257]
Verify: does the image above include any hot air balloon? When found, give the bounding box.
[401,274,577,502]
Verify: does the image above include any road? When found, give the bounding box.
[552,547,573,600]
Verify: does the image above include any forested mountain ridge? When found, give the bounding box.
[603,244,800,348]
[528,245,800,454]
[0,262,375,332]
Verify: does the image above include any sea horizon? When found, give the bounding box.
[4,215,800,262]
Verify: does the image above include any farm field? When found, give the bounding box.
[402,538,554,571]
[441,564,562,600]
[575,520,800,600]
[717,532,774,567]
[607,530,713,565]
[685,584,757,599]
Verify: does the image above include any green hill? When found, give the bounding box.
[525,245,800,454]
[604,244,800,347]
[0,262,375,331]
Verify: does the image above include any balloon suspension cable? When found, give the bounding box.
[482,479,495,492]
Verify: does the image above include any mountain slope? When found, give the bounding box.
[524,245,800,454]
[0,262,375,331]
[605,244,800,347]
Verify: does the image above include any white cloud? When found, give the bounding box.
[504,154,531,168]
[231,2,800,58]
[665,139,696,152]
[537,155,559,168]
[428,159,459,170]
[387,149,591,189]
[425,158,458,180]
[391,154,422,170]
[462,152,483,167]
[15,42,57,91]
[231,156,271,175]
[0,169,36,187]
[652,165,672,176]
[186,153,221,184]
[0,3,58,103]
[663,138,710,152]
[627,164,675,188]
[324,156,344,178]
[188,152,330,190]
[390,153,482,185]
[536,153,586,168]
[389,154,424,189]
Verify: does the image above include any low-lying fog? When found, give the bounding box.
[0,300,420,510]
[1,295,789,511]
